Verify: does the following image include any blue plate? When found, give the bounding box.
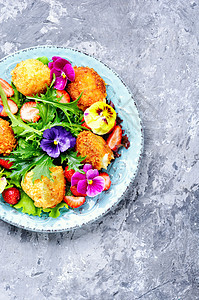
[0,46,144,232]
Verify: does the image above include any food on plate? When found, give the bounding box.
[11,59,51,96]
[0,54,130,219]
[67,66,106,111]
[0,118,17,155]
[21,166,65,209]
[76,130,114,170]
[84,101,116,135]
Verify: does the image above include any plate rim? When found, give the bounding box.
[0,45,144,233]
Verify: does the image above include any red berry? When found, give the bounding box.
[56,90,70,103]
[64,166,75,182]
[106,125,122,151]
[2,187,20,205]
[0,78,14,97]
[100,172,111,191]
[64,195,86,208]
[0,98,18,117]
[70,185,87,197]
[20,102,40,123]
[0,158,13,169]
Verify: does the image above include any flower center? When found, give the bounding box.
[61,71,66,79]
[54,140,58,145]
[87,179,93,185]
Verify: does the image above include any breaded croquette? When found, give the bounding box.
[11,59,50,96]
[67,66,107,111]
[76,130,114,170]
[0,118,17,156]
[21,166,65,209]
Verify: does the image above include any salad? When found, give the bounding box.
[0,55,130,218]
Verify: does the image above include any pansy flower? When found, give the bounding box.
[40,126,76,158]
[71,164,105,197]
[48,56,75,90]
[0,105,3,113]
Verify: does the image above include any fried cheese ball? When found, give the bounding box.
[76,130,114,170]
[21,166,65,209]
[0,118,17,156]
[67,66,107,111]
[11,59,51,96]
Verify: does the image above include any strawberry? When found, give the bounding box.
[0,158,13,169]
[100,172,111,191]
[63,195,86,208]
[20,102,40,123]
[70,185,87,197]
[81,117,91,130]
[56,90,70,103]
[0,78,14,97]
[106,125,122,151]
[64,166,75,182]
[0,99,18,117]
[2,187,20,205]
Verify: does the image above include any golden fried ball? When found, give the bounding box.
[21,166,66,209]
[11,59,51,96]
[67,66,107,111]
[76,130,114,170]
[0,118,17,156]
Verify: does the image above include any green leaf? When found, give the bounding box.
[43,202,69,218]
[60,150,85,173]
[37,56,49,65]
[31,155,55,182]
[10,82,24,108]
[14,191,42,216]
[0,84,42,139]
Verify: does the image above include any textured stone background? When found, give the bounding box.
[0,0,199,299]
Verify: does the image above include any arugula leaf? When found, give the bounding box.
[0,84,42,140]
[10,82,24,108]
[60,150,85,173]
[31,155,55,182]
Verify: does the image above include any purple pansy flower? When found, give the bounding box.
[48,56,75,90]
[40,126,76,158]
[0,105,3,113]
[71,164,105,197]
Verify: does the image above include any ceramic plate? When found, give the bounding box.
[0,46,144,232]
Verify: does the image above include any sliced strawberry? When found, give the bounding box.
[81,122,91,130]
[0,78,14,97]
[100,172,111,191]
[64,195,86,208]
[106,125,122,151]
[70,185,87,197]
[64,166,75,182]
[2,187,20,205]
[0,158,13,169]
[0,98,18,117]
[20,102,40,123]
[56,90,70,103]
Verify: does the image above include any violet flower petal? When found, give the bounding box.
[43,127,58,140]
[48,62,54,70]
[52,56,61,62]
[40,139,60,158]
[77,179,88,195]
[46,146,60,158]
[86,169,99,180]
[58,138,71,152]
[83,164,93,173]
[50,68,61,81]
[54,77,67,90]
[0,105,3,113]
[86,176,105,197]
[54,58,71,70]
[71,172,86,186]
[63,64,75,82]
[70,136,76,148]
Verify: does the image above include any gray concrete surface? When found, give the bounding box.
[0,0,199,299]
